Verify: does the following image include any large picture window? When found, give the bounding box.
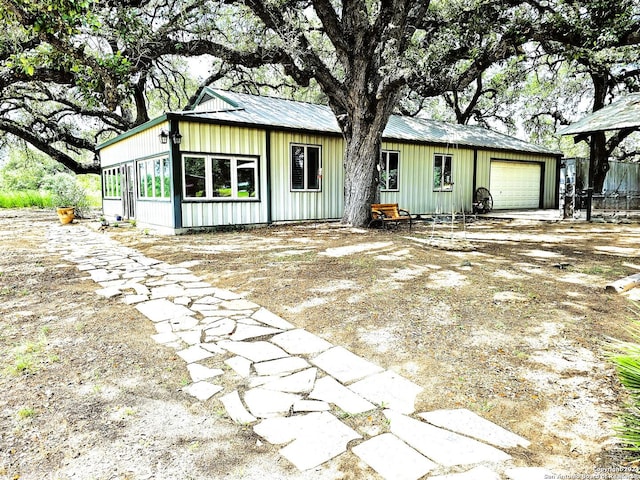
[184,156,206,197]
[380,150,399,191]
[433,154,453,191]
[138,157,170,199]
[291,144,321,191]
[183,155,259,200]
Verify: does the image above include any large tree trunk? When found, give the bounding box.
[590,72,610,194]
[339,93,399,227]
[591,131,608,193]
[342,130,381,226]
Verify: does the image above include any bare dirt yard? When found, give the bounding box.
[2,208,640,479]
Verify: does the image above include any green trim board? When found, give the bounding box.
[97,115,168,150]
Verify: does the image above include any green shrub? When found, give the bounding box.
[41,172,91,217]
[610,307,640,454]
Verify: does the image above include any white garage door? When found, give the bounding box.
[490,161,541,209]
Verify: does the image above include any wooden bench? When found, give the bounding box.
[369,203,412,229]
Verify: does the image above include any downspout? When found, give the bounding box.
[554,154,562,210]
[168,115,183,230]
[265,129,273,224]
[472,148,478,212]
[539,162,545,209]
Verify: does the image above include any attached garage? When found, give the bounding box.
[490,160,543,210]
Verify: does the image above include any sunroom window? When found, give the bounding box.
[183,155,259,200]
[138,157,170,199]
[103,167,122,198]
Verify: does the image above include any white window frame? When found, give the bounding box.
[137,156,170,200]
[433,154,453,192]
[182,154,259,201]
[103,167,122,199]
[290,144,322,191]
[380,150,400,191]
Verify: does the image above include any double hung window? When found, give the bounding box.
[433,154,453,191]
[380,151,399,191]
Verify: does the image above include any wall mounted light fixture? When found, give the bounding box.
[171,131,182,145]
[159,130,169,144]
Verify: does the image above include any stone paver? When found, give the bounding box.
[308,376,376,414]
[352,433,436,480]
[252,307,295,330]
[225,356,252,377]
[292,399,330,412]
[270,328,333,354]
[187,363,223,382]
[349,370,423,414]
[203,318,236,338]
[384,410,511,467]
[429,466,501,480]
[311,346,385,384]
[230,324,281,341]
[220,390,257,424]
[136,298,193,322]
[260,368,317,393]
[218,340,289,362]
[220,299,260,310]
[253,356,310,376]
[419,408,531,449]
[177,345,215,363]
[278,412,361,471]
[182,381,223,401]
[243,388,300,418]
[46,224,545,479]
[96,287,122,298]
[254,412,361,471]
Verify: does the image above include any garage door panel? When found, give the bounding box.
[490,161,541,209]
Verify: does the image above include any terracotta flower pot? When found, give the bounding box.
[56,207,75,225]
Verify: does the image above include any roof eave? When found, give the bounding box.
[96,115,168,150]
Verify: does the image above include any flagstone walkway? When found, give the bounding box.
[46,223,554,480]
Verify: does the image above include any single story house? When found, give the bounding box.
[98,88,562,233]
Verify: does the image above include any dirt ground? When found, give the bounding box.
[2,208,640,479]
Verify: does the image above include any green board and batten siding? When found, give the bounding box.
[96,88,561,232]
[100,121,174,228]
[379,141,476,215]
[476,150,557,209]
[179,122,269,227]
[269,131,345,222]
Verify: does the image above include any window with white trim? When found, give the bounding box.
[380,150,399,191]
[291,144,321,191]
[433,154,453,191]
[138,157,170,199]
[103,167,122,198]
[183,155,259,200]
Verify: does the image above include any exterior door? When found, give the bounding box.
[121,163,135,219]
[490,160,542,209]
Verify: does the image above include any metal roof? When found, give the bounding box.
[558,93,640,136]
[99,87,560,155]
[183,89,560,155]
